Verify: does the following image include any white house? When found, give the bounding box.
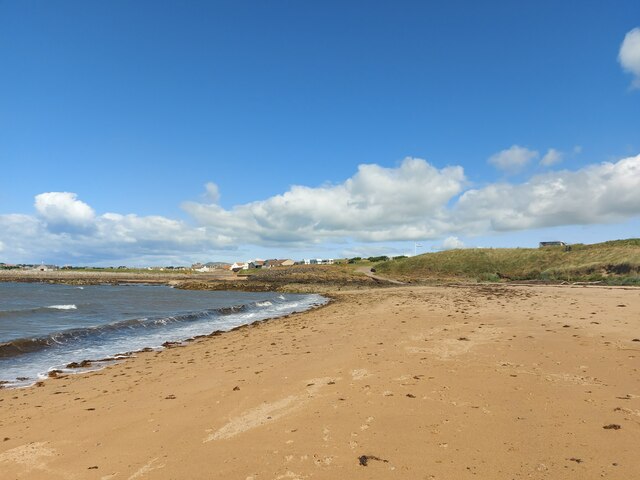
[231,261,249,272]
[303,258,333,265]
[539,241,567,247]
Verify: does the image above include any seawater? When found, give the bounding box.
[0,282,327,387]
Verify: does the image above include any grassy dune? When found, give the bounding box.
[237,264,376,290]
[375,239,640,284]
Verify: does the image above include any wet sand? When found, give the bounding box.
[1,285,639,479]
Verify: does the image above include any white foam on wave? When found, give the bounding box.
[3,293,329,388]
[256,301,273,307]
[47,304,77,310]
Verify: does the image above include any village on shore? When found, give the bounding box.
[0,257,343,273]
[0,242,571,275]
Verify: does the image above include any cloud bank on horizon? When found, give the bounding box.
[1,153,639,264]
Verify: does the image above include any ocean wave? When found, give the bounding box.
[47,304,77,310]
[0,301,263,359]
[0,292,328,387]
[0,306,73,318]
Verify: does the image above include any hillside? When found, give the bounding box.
[375,239,640,284]
[235,264,378,291]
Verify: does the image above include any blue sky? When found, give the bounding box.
[1,1,640,265]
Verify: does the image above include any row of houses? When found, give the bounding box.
[229,258,339,272]
[302,258,334,265]
[0,262,59,271]
[191,262,232,272]
[0,258,337,273]
[230,258,296,272]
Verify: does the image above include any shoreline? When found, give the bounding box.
[1,284,639,479]
[0,270,244,288]
[0,285,331,389]
[0,268,380,293]
[3,267,638,290]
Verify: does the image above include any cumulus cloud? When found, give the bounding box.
[441,236,465,250]
[540,148,563,167]
[455,154,640,232]
[619,27,640,88]
[183,157,466,244]
[184,154,640,246]
[188,154,640,245]
[34,192,95,232]
[2,154,640,265]
[0,195,234,265]
[204,182,221,203]
[488,145,539,174]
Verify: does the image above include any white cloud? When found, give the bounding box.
[2,154,640,265]
[540,148,563,167]
[183,157,466,244]
[488,145,539,174]
[442,236,465,250]
[619,27,640,88]
[185,154,640,246]
[34,192,95,231]
[204,182,221,203]
[0,196,234,265]
[455,154,640,232]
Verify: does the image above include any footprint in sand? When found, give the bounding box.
[360,416,375,431]
[351,369,370,380]
[274,471,306,480]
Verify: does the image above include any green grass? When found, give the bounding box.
[375,239,640,283]
[236,269,261,276]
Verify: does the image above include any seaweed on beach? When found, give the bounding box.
[358,455,389,466]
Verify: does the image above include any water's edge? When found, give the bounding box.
[0,283,329,389]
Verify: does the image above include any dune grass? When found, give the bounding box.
[375,239,640,284]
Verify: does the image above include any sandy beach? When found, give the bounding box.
[1,284,639,479]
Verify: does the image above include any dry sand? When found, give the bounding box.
[1,284,639,479]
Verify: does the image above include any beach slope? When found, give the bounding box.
[1,285,639,479]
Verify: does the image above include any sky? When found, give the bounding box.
[1,1,640,266]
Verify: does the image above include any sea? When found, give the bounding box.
[0,282,327,387]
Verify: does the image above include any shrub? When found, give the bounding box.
[477,272,500,282]
[367,256,390,263]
